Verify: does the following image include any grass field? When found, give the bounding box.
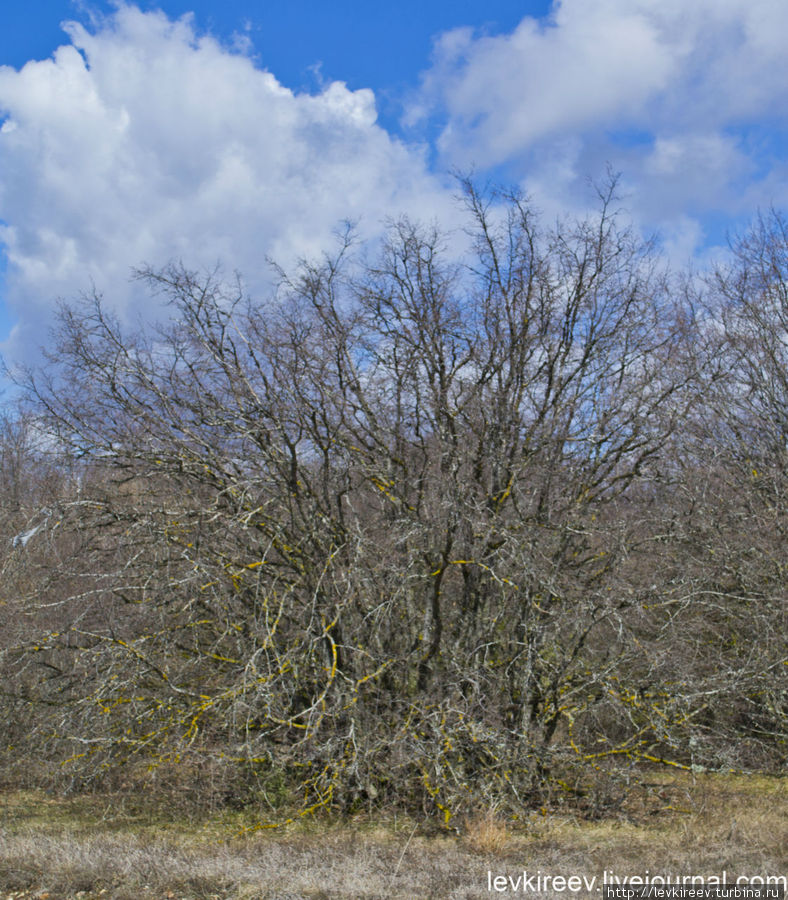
[0,772,784,899]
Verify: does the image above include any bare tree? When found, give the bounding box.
[3,182,784,823]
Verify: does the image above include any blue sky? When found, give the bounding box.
[0,1,543,95]
[1,0,788,361]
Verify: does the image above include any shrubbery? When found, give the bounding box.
[1,180,785,824]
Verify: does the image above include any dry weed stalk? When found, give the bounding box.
[462,806,509,855]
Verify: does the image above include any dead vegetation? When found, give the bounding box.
[0,183,786,899]
[0,773,784,900]
[2,183,785,825]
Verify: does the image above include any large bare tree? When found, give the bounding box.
[3,182,784,822]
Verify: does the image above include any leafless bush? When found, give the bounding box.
[1,179,785,823]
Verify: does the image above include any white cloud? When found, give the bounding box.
[415,6,673,165]
[0,5,454,361]
[4,0,788,363]
[415,0,788,164]
[409,0,788,258]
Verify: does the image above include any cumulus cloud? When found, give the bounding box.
[4,0,788,362]
[0,5,453,360]
[415,0,788,161]
[410,0,788,257]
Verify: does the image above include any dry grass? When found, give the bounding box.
[0,772,785,899]
[461,807,509,855]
